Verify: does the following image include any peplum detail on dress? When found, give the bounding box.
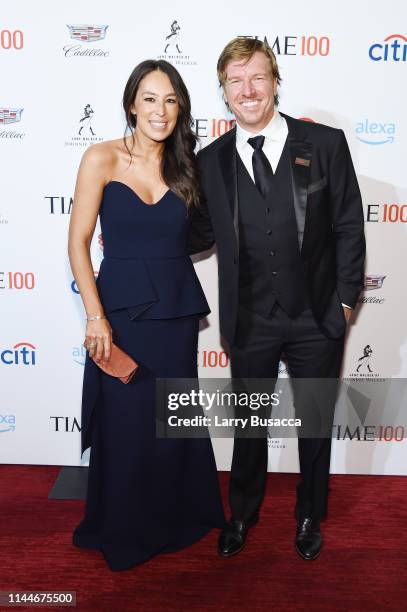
[97,255,210,320]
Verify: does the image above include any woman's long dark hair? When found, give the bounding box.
[123,59,200,210]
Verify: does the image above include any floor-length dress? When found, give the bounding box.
[72,181,225,570]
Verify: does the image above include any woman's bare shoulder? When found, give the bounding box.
[81,139,121,166]
[79,139,136,188]
[83,138,132,173]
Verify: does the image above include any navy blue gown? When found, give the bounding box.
[72,181,225,570]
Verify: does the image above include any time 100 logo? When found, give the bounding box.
[198,350,229,368]
[0,272,35,290]
[0,29,24,50]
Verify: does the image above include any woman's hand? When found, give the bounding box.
[85,318,112,362]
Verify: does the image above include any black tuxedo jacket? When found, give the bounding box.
[188,113,366,345]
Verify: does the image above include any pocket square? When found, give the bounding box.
[295,157,311,167]
[307,176,328,195]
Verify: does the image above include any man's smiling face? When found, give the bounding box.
[223,50,277,133]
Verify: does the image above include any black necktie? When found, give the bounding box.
[248,135,273,198]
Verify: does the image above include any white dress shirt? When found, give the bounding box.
[235,109,288,178]
[234,111,352,311]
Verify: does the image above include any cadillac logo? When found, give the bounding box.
[67,25,109,43]
[364,275,386,290]
[0,108,24,124]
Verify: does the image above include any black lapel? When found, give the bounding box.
[217,127,239,245]
[281,113,313,255]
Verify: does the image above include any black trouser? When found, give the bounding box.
[229,304,345,523]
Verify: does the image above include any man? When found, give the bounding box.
[188,37,365,560]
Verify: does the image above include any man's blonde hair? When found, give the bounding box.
[217,37,281,105]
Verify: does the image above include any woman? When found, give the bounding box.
[68,60,225,571]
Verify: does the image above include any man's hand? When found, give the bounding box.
[343,307,352,324]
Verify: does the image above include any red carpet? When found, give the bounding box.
[1,466,406,612]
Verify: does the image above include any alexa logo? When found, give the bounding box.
[356,120,395,145]
[369,34,407,62]
[1,342,36,365]
[64,25,109,58]
[0,414,16,433]
[72,345,87,366]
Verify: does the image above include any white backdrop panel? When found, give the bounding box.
[1,0,406,474]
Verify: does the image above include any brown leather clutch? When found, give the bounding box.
[90,342,139,384]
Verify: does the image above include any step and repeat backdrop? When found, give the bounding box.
[1,0,406,474]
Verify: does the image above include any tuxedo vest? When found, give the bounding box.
[237,141,308,318]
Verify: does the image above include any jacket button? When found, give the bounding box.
[266,229,272,235]
[272,271,278,276]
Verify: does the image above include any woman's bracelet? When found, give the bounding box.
[86,314,106,321]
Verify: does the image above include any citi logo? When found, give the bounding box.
[1,342,36,365]
[71,270,98,294]
[0,414,16,433]
[369,34,407,61]
[356,119,395,145]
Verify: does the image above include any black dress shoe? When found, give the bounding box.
[295,517,322,560]
[218,517,258,558]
